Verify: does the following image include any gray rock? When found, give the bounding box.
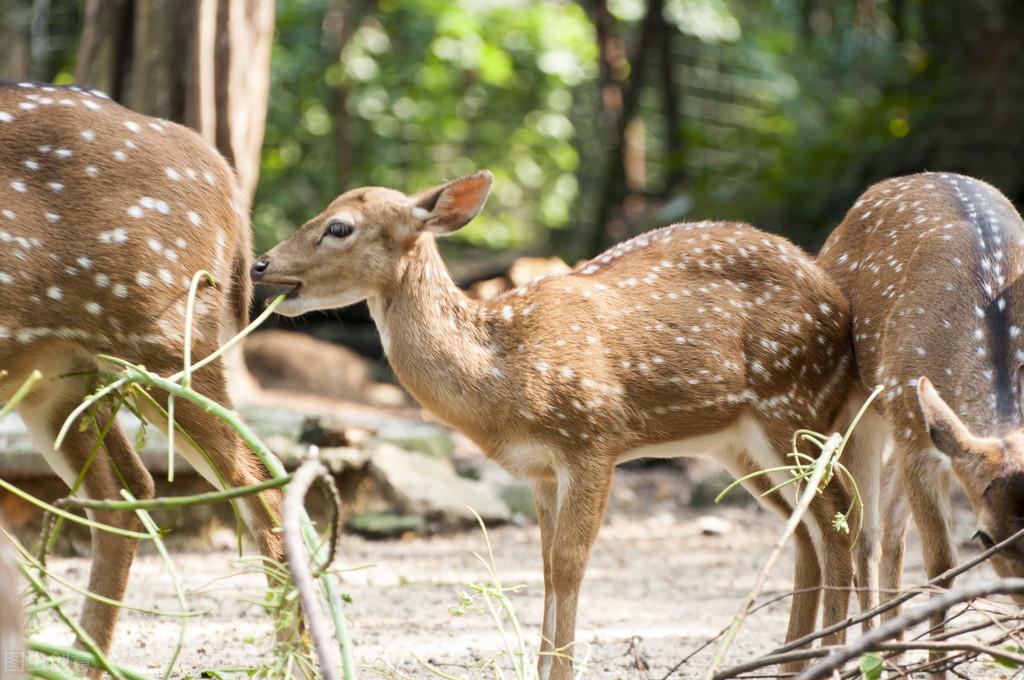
[367,442,511,528]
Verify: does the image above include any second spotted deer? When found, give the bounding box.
[819,172,1024,635]
[0,81,283,674]
[255,171,863,678]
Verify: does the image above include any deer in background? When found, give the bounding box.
[0,81,283,675]
[253,170,868,678]
[819,172,1024,640]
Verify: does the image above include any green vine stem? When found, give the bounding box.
[60,474,292,512]
[27,640,152,680]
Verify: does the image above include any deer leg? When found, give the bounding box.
[20,395,154,678]
[533,480,558,666]
[724,451,822,667]
[899,444,954,675]
[843,422,887,627]
[880,461,911,622]
[815,484,853,644]
[542,464,613,680]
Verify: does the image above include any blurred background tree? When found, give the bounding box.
[3,0,1024,260]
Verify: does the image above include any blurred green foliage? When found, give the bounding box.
[255,0,597,252]
[256,0,985,256]
[9,1,1021,256]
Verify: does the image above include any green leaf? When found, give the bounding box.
[134,421,148,450]
[991,645,1024,668]
[859,652,883,679]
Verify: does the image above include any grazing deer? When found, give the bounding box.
[818,172,1024,637]
[254,171,865,678]
[0,81,283,674]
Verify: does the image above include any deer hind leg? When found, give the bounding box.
[541,462,614,680]
[19,380,154,676]
[813,483,853,644]
[722,449,821,669]
[133,360,284,568]
[838,401,889,628]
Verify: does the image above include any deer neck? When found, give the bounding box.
[366,235,499,432]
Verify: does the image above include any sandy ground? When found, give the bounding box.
[28,467,1016,679]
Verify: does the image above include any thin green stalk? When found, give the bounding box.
[0,369,41,419]
[13,543,126,680]
[95,355,356,677]
[53,375,129,449]
[24,596,73,617]
[168,293,283,381]
[62,474,292,512]
[167,270,215,482]
[27,664,80,680]
[45,396,127,557]
[0,478,150,540]
[715,465,801,503]
[129,387,249,550]
[4,526,201,618]
[126,490,189,680]
[27,640,153,680]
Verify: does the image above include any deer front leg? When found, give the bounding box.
[541,464,613,680]
[899,443,955,676]
[534,480,558,665]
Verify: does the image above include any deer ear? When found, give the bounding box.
[410,171,492,235]
[917,376,976,458]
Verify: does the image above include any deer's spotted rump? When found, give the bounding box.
[0,81,245,358]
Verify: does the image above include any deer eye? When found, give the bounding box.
[973,530,995,549]
[326,220,354,239]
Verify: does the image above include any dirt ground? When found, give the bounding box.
[30,467,1016,679]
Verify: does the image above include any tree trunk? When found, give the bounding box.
[74,0,274,206]
[588,0,665,256]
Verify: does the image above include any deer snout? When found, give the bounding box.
[252,258,270,278]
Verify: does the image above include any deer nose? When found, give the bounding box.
[252,258,269,278]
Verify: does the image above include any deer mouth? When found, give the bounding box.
[255,280,301,305]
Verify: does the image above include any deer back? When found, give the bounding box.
[381,221,853,464]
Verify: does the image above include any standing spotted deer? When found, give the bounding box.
[0,81,283,673]
[819,172,1024,637]
[254,171,867,678]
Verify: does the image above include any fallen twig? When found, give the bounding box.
[772,523,1024,655]
[796,578,1024,679]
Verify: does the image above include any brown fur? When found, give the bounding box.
[819,172,1024,638]
[256,171,864,678]
[0,81,281,673]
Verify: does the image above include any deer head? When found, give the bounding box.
[252,171,493,316]
[918,376,1024,579]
